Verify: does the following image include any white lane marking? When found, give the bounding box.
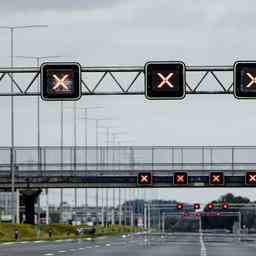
[95,245,100,248]
[200,233,207,256]
[86,246,92,249]
[106,243,111,247]
[44,254,55,256]
[57,251,66,253]
[34,240,46,243]
[78,247,84,250]
[55,240,64,243]
[19,241,29,244]
[2,242,16,245]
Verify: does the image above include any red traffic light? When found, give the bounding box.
[207,203,214,210]
[222,203,229,209]
[176,203,184,210]
[193,203,200,210]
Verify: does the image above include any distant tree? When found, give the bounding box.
[202,193,255,231]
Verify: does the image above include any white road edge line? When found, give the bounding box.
[200,232,207,256]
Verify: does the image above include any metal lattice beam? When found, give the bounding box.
[0,65,234,96]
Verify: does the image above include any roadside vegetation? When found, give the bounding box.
[0,224,143,242]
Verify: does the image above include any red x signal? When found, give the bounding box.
[157,73,174,88]
[41,62,81,101]
[245,171,256,185]
[174,172,188,185]
[209,172,224,186]
[52,74,70,91]
[137,172,152,186]
[246,73,256,88]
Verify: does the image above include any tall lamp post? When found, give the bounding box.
[0,25,48,223]
[15,55,66,224]
[77,107,103,222]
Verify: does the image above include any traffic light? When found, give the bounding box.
[222,202,229,210]
[137,172,152,186]
[174,172,188,185]
[145,61,186,100]
[193,203,200,210]
[234,61,256,99]
[209,172,224,186]
[41,62,81,101]
[207,203,214,210]
[176,203,184,210]
[245,171,256,186]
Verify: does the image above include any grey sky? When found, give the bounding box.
[0,0,256,206]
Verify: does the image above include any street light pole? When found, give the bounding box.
[0,25,48,224]
[78,107,103,224]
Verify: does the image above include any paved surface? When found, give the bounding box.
[0,233,256,256]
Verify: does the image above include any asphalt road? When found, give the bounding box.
[0,233,256,256]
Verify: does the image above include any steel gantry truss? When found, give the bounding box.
[0,65,234,96]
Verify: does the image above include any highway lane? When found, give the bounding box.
[0,233,255,256]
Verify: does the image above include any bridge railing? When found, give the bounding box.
[0,146,255,176]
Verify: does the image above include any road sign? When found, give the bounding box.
[174,172,188,185]
[137,172,152,186]
[41,62,81,101]
[234,61,256,99]
[145,61,186,99]
[193,203,200,210]
[245,171,256,186]
[209,172,224,186]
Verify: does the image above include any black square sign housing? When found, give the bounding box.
[145,61,186,100]
[137,172,152,186]
[209,172,224,186]
[245,171,256,186]
[41,62,81,101]
[234,61,256,99]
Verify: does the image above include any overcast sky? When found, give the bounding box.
[0,0,256,206]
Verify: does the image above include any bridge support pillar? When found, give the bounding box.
[21,189,42,225]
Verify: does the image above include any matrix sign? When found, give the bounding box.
[245,171,256,186]
[234,61,256,99]
[209,172,224,186]
[41,62,81,101]
[137,172,152,186]
[145,61,186,99]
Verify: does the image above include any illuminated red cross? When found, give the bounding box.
[177,175,185,183]
[212,175,221,183]
[246,73,256,88]
[249,174,256,183]
[157,73,174,88]
[52,74,69,91]
[140,175,149,183]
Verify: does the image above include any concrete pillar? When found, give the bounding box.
[45,189,49,224]
[111,208,115,225]
[21,189,41,225]
[16,189,20,224]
